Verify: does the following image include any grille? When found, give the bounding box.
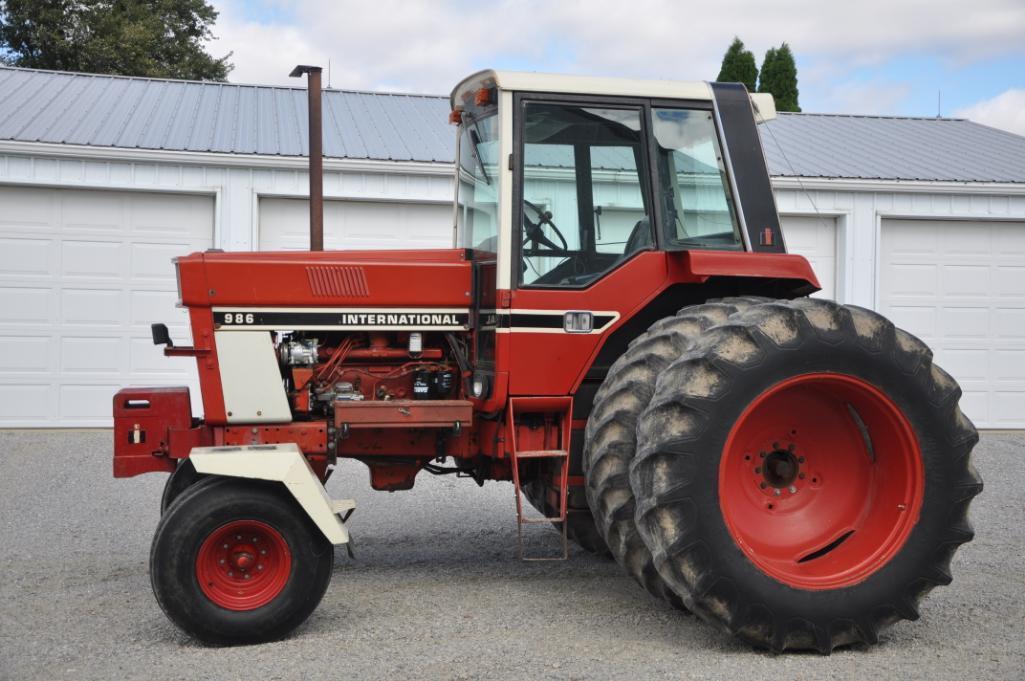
[306,266,370,298]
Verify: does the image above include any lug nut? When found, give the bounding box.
[754,467,762,474]
[257,565,264,571]
[219,559,225,565]
[774,489,781,496]
[788,486,797,494]
[260,549,267,555]
[760,482,767,489]
[798,456,805,464]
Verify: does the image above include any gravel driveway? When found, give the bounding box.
[1,430,1022,680]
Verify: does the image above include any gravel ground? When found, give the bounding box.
[0,430,1022,681]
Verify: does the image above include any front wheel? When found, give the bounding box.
[150,477,334,644]
[631,298,982,653]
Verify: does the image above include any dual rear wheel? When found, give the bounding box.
[584,297,982,653]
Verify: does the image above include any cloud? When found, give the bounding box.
[208,0,1025,99]
[955,89,1025,136]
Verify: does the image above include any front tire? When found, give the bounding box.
[150,477,334,644]
[630,298,982,652]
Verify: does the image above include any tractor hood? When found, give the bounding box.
[175,249,473,308]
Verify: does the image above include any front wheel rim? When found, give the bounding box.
[719,372,924,590]
[196,519,292,610]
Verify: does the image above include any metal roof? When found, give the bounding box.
[759,112,1025,184]
[0,66,453,163]
[2,66,1025,183]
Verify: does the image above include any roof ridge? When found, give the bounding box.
[0,65,447,100]
[777,111,967,122]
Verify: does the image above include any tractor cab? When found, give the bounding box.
[451,70,781,285]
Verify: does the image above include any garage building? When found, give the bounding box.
[1,66,1023,428]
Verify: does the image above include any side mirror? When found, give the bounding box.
[151,323,174,347]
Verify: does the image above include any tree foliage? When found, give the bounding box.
[0,0,232,80]
[758,42,800,112]
[716,36,758,92]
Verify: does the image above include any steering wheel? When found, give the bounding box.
[522,199,569,252]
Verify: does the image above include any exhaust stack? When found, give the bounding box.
[289,65,324,251]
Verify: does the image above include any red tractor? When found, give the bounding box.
[113,70,982,653]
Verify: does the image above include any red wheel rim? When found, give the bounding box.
[719,373,923,590]
[195,520,292,610]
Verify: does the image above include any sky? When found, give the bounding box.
[208,0,1025,136]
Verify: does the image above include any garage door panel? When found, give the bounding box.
[995,266,1025,296]
[996,224,1025,253]
[0,187,54,226]
[0,238,53,275]
[942,265,990,297]
[61,191,126,232]
[59,384,120,420]
[0,336,51,372]
[60,289,124,325]
[993,392,1025,425]
[995,308,1025,337]
[883,263,936,296]
[62,240,125,278]
[129,242,189,279]
[60,336,124,373]
[885,306,935,339]
[0,287,53,324]
[880,218,1025,427]
[0,384,52,420]
[940,307,990,338]
[0,187,213,426]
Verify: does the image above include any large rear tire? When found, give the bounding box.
[151,477,334,644]
[583,298,766,607]
[631,298,982,652]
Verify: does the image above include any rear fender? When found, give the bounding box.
[189,443,353,545]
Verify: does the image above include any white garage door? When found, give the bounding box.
[0,186,214,426]
[781,215,837,300]
[259,198,453,250]
[880,219,1025,428]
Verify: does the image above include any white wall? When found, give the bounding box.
[0,150,455,253]
[774,184,1025,306]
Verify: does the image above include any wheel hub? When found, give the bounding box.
[196,520,292,610]
[762,448,799,488]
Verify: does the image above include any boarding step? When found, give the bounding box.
[507,396,573,561]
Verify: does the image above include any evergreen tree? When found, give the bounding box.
[758,42,800,112]
[716,37,758,92]
[0,0,232,81]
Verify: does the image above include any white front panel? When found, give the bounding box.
[259,198,452,251]
[214,331,291,423]
[781,215,838,300]
[880,219,1025,428]
[0,186,213,426]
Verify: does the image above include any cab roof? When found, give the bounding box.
[450,69,776,121]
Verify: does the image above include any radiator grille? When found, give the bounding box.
[306,266,370,298]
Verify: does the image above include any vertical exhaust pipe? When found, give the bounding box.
[290,65,324,251]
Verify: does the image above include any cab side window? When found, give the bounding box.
[519,102,651,287]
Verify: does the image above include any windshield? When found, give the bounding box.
[455,113,500,253]
[652,108,742,249]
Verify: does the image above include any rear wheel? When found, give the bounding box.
[631,298,982,652]
[583,298,766,607]
[150,477,334,644]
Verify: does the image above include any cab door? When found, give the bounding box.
[507,97,666,397]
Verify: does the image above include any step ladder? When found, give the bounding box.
[508,397,572,561]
